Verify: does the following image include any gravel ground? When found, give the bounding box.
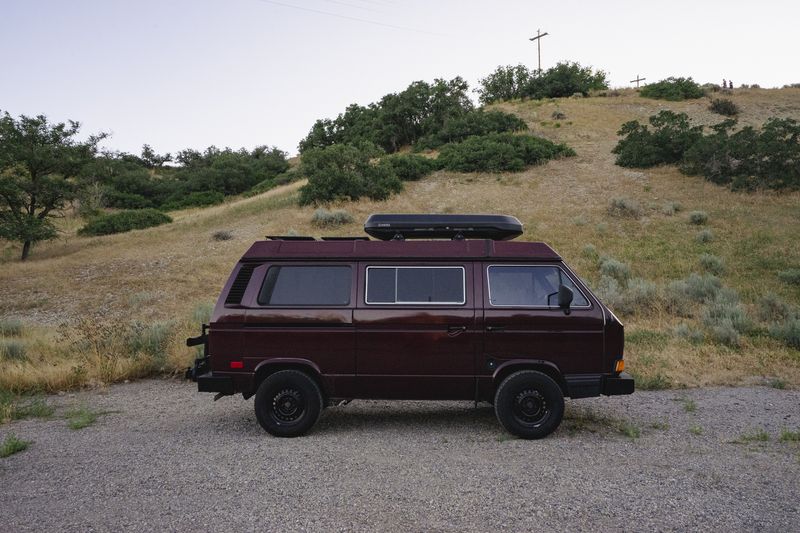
[1,380,799,532]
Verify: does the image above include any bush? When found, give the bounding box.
[708,319,741,347]
[103,189,155,209]
[703,297,752,337]
[298,143,402,205]
[160,191,224,211]
[477,62,608,104]
[414,110,528,150]
[78,209,172,236]
[125,321,173,361]
[757,294,792,323]
[311,208,354,227]
[778,269,800,285]
[689,211,708,225]
[436,133,574,173]
[381,154,436,181]
[598,257,631,283]
[770,318,800,349]
[0,340,27,361]
[212,230,233,241]
[699,253,725,275]
[192,302,214,324]
[674,323,705,344]
[612,111,703,168]
[582,244,598,260]
[595,275,657,315]
[608,197,642,218]
[709,98,739,116]
[0,318,23,337]
[696,229,714,243]
[662,201,683,216]
[676,273,722,303]
[639,77,705,101]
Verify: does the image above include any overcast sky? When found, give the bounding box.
[2,0,798,157]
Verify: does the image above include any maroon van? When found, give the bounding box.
[187,214,633,439]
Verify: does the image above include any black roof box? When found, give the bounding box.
[364,214,523,241]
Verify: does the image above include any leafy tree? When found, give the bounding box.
[298,143,402,204]
[639,77,705,101]
[140,144,172,168]
[476,65,532,105]
[477,62,608,104]
[0,112,104,259]
[612,111,704,168]
[414,110,528,150]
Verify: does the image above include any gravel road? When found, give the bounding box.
[1,380,798,532]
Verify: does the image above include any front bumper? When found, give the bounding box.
[602,372,635,396]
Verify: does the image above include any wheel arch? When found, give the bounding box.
[249,359,327,401]
[492,360,567,396]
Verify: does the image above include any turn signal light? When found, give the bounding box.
[614,359,625,373]
[230,361,244,369]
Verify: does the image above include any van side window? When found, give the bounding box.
[258,266,351,306]
[366,266,465,305]
[487,265,589,307]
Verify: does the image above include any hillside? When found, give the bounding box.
[1,87,799,391]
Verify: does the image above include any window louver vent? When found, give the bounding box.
[225,263,257,305]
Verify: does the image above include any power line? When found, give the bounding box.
[255,0,447,37]
[318,0,383,14]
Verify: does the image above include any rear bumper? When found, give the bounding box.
[195,372,235,394]
[602,372,635,396]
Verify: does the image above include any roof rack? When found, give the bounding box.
[266,235,316,241]
[364,214,523,241]
[320,236,370,241]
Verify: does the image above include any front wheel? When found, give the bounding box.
[254,370,323,437]
[494,370,564,439]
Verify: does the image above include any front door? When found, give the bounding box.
[354,262,477,400]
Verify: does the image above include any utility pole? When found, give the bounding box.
[529,29,549,74]
[630,74,646,88]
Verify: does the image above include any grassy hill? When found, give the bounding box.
[1,87,799,392]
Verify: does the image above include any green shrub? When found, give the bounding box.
[125,321,173,361]
[664,281,694,317]
[703,297,751,337]
[608,197,642,218]
[414,110,528,150]
[662,201,683,216]
[191,302,214,324]
[298,143,403,205]
[0,319,23,337]
[436,133,574,173]
[681,273,722,302]
[696,229,714,243]
[311,208,354,227]
[757,294,792,323]
[674,323,705,344]
[598,257,631,283]
[709,98,739,116]
[639,77,705,101]
[381,154,436,181]
[778,269,800,285]
[160,191,224,211]
[708,319,741,347]
[0,433,30,458]
[612,111,703,168]
[594,275,656,316]
[770,318,800,350]
[477,62,608,104]
[699,253,725,275]
[689,211,708,225]
[0,340,27,361]
[78,209,172,236]
[104,190,154,209]
[582,244,598,260]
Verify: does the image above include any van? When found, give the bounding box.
[186,214,633,439]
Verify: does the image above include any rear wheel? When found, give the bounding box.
[254,370,323,437]
[494,370,564,439]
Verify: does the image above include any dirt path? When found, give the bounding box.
[1,380,798,531]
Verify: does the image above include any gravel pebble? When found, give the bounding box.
[1,380,798,532]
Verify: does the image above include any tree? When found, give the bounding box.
[0,112,104,260]
[140,144,172,168]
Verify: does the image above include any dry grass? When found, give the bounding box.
[1,88,799,391]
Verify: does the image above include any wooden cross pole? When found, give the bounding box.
[630,75,646,88]
[528,29,549,73]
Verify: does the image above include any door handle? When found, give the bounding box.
[447,325,467,336]
[486,326,505,332]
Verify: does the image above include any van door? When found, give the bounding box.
[481,263,605,379]
[354,262,477,400]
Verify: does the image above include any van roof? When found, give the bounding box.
[241,239,560,262]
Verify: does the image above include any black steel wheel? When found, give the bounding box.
[494,370,564,439]
[254,370,322,437]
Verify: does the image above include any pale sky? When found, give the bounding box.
[1,0,797,157]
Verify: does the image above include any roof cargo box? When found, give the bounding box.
[364,214,523,241]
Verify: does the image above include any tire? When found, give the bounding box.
[254,370,323,437]
[494,370,564,439]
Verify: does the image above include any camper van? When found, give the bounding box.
[186,214,633,439]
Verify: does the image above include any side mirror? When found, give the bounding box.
[558,285,573,314]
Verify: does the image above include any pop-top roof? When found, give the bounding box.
[242,239,560,262]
